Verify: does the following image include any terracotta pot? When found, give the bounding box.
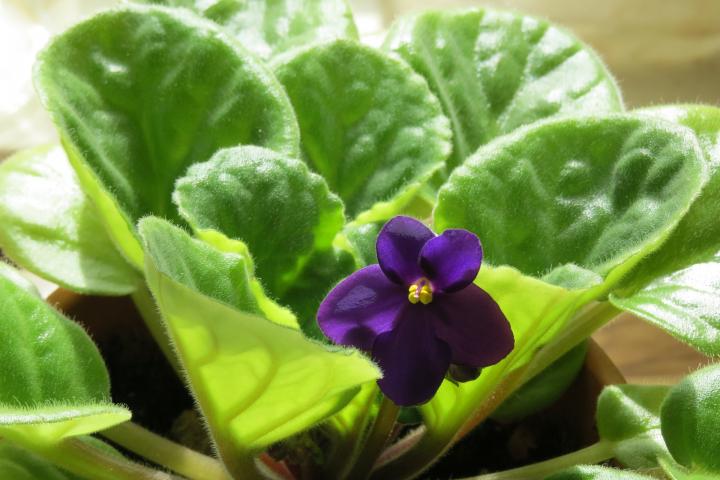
[47,288,626,477]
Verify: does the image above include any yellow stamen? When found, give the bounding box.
[408,279,433,305]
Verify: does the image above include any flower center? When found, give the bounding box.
[408,278,433,305]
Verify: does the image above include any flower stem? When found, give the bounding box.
[32,437,177,480]
[131,285,182,375]
[465,441,615,480]
[346,394,400,480]
[101,421,230,480]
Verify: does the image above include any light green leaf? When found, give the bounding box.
[275,39,451,220]
[0,262,40,297]
[421,265,596,434]
[596,384,671,469]
[35,4,300,269]
[174,145,344,296]
[139,217,297,330]
[0,442,82,480]
[610,105,720,355]
[492,341,587,422]
[546,465,655,480]
[140,0,358,61]
[140,220,380,476]
[661,363,720,474]
[0,145,139,295]
[384,9,623,171]
[597,384,669,443]
[435,115,705,285]
[340,221,382,268]
[139,218,258,315]
[0,266,130,447]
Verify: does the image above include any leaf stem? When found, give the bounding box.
[130,285,182,374]
[101,421,231,480]
[522,301,620,383]
[346,394,400,480]
[464,441,615,480]
[33,437,177,480]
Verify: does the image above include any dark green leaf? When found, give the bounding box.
[0,145,139,295]
[275,40,451,220]
[384,9,623,171]
[35,4,299,268]
[661,363,720,473]
[435,115,705,284]
[173,145,344,296]
[140,0,359,60]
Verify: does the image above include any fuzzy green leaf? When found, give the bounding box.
[0,146,139,295]
[661,363,720,473]
[384,9,623,171]
[547,466,655,480]
[610,105,720,355]
[140,0,359,60]
[275,40,451,220]
[174,145,344,296]
[0,442,82,480]
[34,4,299,269]
[140,219,380,476]
[0,266,130,446]
[435,115,705,285]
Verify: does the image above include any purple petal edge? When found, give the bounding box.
[317,265,406,351]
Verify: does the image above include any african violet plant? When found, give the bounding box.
[1,0,719,479]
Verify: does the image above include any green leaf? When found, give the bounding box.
[661,363,720,473]
[384,9,623,171]
[596,384,670,469]
[0,266,130,446]
[340,221,382,268]
[139,218,258,314]
[492,340,587,422]
[35,4,300,269]
[610,105,720,355]
[546,465,655,480]
[0,145,139,295]
[660,457,720,480]
[275,39,451,220]
[0,442,82,480]
[277,248,355,340]
[139,0,359,61]
[597,384,669,443]
[421,265,598,437]
[174,145,345,296]
[139,217,297,330]
[435,115,705,285]
[140,220,380,475]
[0,262,40,297]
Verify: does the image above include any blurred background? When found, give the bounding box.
[1,0,716,381]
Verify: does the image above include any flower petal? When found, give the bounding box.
[420,229,483,292]
[373,305,452,406]
[430,284,514,367]
[318,265,406,350]
[376,216,435,285]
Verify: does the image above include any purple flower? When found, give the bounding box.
[318,216,514,406]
